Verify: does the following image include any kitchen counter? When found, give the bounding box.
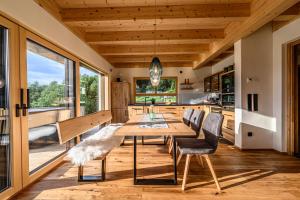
[128,103,221,107]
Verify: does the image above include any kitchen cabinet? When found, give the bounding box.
[111,82,130,123]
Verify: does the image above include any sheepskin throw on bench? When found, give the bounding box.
[68,124,123,166]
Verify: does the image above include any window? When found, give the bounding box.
[27,40,76,172]
[80,64,105,116]
[0,26,10,192]
[79,64,106,140]
[134,77,177,104]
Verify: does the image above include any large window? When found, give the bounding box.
[80,64,105,116]
[27,40,76,173]
[134,77,177,104]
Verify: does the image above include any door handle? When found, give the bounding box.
[20,88,30,116]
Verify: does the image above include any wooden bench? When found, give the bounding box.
[56,110,113,182]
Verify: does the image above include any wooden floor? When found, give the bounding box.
[15,139,300,200]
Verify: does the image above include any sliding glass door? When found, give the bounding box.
[0,23,10,194]
[19,29,78,186]
[0,16,22,200]
[26,40,76,173]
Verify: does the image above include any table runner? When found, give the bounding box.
[139,113,169,129]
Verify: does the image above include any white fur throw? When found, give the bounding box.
[67,124,123,166]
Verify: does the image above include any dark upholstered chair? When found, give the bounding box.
[169,110,205,153]
[168,109,194,152]
[182,108,194,126]
[169,110,205,154]
[177,113,224,191]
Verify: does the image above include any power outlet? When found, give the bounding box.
[248,132,253,137]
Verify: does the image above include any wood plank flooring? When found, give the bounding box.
[15,139,300,200]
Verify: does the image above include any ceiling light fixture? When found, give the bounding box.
[149,0,162,87]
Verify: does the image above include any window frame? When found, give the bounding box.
[133,76,178,104]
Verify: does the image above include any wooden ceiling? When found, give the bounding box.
[35,0,300,69]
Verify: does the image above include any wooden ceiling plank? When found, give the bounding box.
[88,39,217,45]
[95,44,209,55]
[114,62,194,68]
[55,0,253,8]
[105,54,200,63]
[61,4,250,22]
[86,29,224,42]
[65,18,242,32]
[193,0,299,69]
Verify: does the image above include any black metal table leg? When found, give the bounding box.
[172,136,177,184]
[134,136,137,184]
[133,135,177,185]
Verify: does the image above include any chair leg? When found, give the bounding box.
[168,138,174,154]
[203,155,221,192]
[177,152,183,166]
[182,154,191,191]
[196,155,204,168]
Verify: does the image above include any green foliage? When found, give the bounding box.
[136,96,176,104]
[28,75,99,115]
[80,74,99,115]
[29,81,64,108]
[136,78,176,94]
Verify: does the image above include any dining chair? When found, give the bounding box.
[176,113,224,191]
[168,108,196,153]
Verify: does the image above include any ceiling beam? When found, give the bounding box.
[105,55,200,63]
[88,39,216,46]
[66,18,244,32]
[55,0,253,8]
[95,44,209,55]
[86,29,224,43]
[193,0,299,69]
[114,62,194,68]
[61,4,250,22]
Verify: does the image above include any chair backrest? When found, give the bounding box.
[190,110,205,137]
[202,113,224,150]
[56,110,112,144]
[182,109,194,126]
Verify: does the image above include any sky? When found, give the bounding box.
[27,50,99,86]
[27,51,65,85]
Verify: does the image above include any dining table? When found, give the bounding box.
[115,113,195,185]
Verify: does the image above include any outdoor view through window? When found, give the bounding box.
[80,65,104,116]
[27,40,75,173]
[135,77,177,104]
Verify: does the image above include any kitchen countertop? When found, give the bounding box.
[128,103,222,107]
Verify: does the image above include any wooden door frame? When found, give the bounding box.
[19,27,80,187]
[286,39,300,155]
[0,16,22,200]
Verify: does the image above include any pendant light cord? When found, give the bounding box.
[154,0,157,56]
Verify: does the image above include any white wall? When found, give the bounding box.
[273,17,300,152]
[234,24,275,149]
[212,55,234,74]
[0,0,113,73]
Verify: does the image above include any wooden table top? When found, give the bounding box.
[115,114,195,137]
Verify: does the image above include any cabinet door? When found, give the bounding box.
[204,77,211,92]
[211,74,220,92]
[112,83,130,109]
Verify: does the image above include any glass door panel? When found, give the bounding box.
[0,25,10,193]
[26,40,76,173]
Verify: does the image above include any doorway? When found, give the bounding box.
[287,40,300,156]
